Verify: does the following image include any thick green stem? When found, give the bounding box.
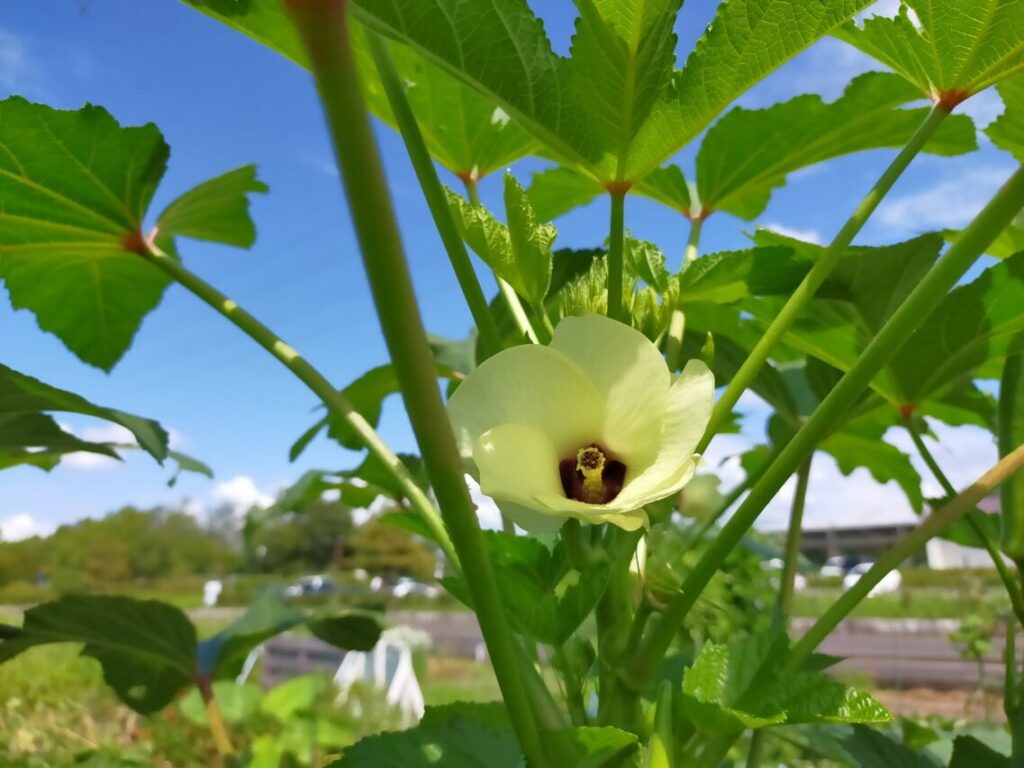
[1001,354,1024,559]
[905,419,1024,627]
[697,106,951,453]
[140,245,457,568]
[462,178,542,345]
[285,3,546,763]
[597,527,642,731]
[785,442,1024,674]
[608,191,627,323]
[628,164,1024,689]
[1006,621,1024,764]
[666,216,703,370]
[365,32,503,359]
[745,731,766,768]
[777,457,813,622]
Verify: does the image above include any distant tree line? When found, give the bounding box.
[0,500,437,591]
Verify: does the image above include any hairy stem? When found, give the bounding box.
[785,442,1024,673]
[666,216,703,370]
[777,457,813,622]
[628,164,1024,688]
[905,418,1024,626]
[608,191,627,323]
[285,2,546,763]
[1001,354,1024,559]
[365,32,503,359]
[140,245,457,568]
[697,106,951,453]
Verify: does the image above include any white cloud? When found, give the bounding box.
[60,423,187,471]
[1,513,55,542]
[877,165,1014,235]
[213,475,274,514]
[762,222,823,245]
[959,88,1005,132]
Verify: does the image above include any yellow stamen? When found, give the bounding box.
[576,445,606,499]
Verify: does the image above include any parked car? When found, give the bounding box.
[843,562,901,596]
[391,577,440,599]
[283,574,335,597]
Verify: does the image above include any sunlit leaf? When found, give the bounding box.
[157,164,267,247]
[677,246,807,303]
[681,631,890,734]
[181,0,541,176]
[694,72,976,220]
[0,98,170,369]
[624,236,671,292]
[987,74,1024,163]
[527,166,605,222]
[626,0,874,179]
[833,0,1024,100]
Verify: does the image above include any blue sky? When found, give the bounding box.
[0,0,1015,540]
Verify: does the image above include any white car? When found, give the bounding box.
[843,563,902,596]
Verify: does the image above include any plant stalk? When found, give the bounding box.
[628,164,1024,689]
[196,676,235,759]
[608,190,627,323]
[697,106,951,453]
[139,245,458,568]
[1001,354,1024,559]
[666,216,703,370]
[904,417,1024,627]
[284,2,546,763]
[777,457,813,622]
[365,32,503,359]
[785,442,1024,674]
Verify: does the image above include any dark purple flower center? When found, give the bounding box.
[559,443,626,504]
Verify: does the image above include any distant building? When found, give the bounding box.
[796,495,1001,570]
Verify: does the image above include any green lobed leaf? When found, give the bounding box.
[347,0,872,181]
[0,362,169,462]
[336,701,521,767]
[442,531,610,645]
[635,163,692,214]
[504,172,556,306]
[541,726,641,767]
[681,631,890,735]
[0,412,120,461]
[0,596,197,714]
[624,236,671,292]
[833,0,1024,99]
[889,251,1024,405]
[349,0,597,168]
[988,74,1024,163]
[625,0,874,179]
[677,246,809,304]
[565,0,683,178]
[820,422,924,513]
[694,72,976,220]
[181,0,539,177]
[944,211,1024,259]
[527,166,605,222]
[156,164,267,247]
[0,97,171,369]
[447,181,554,307]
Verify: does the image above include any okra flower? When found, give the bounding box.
[448,314,714,532]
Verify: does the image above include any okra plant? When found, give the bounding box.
[3,0,1024,765]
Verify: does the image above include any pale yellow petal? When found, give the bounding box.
[614,360,713,506]
[447,344,605,459]
[550,314,669,466]
[473,423,563,507]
